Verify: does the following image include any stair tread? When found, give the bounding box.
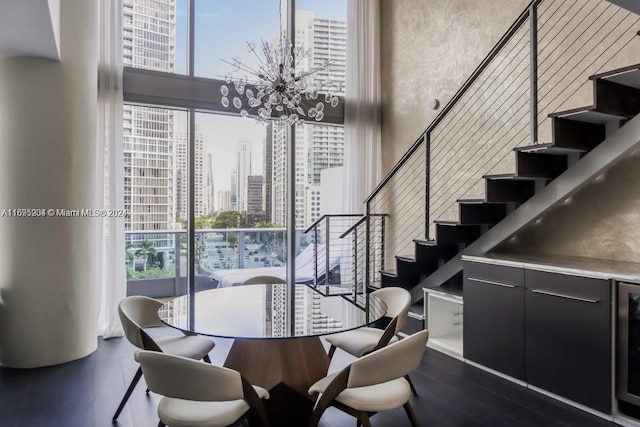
[549,105,628,124]
[483,173,549,181]
[590,63,640,88]
[413,239,437,246]
[380,269,398,277]
[513,142,586,154]
[396,254,417,262]
[456,198,486,203]
[434,220,479,226]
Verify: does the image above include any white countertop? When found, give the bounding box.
[462,253,640,283]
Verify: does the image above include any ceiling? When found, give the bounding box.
[0,0,59,60]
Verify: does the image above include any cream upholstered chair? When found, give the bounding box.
[325,288,412,359]
[325,287,416,395]
[242,275,287,286]
[113,296,216,421]
[309,329,429,427]
[137,350,270,427]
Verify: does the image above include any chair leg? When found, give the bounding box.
[406,374,418,396]
[403,402,419,427]
[113,366,143,420]
[203,354,212,364]
[328,345,337,360]
[356,412,372,427]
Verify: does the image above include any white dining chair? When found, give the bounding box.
[113,296,216,421]
[309,329,429,427]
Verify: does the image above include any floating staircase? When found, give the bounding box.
[379,64,640,304]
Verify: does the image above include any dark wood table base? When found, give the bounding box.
[224,336,330,425]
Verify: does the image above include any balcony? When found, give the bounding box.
[126,227,298,298]
[125,214,376,300]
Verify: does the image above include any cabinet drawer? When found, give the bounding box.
[525,270,610,303]
[464,268,525,380]
[525,285,611,413]
[464,261,524,287]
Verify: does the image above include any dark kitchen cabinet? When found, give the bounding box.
[463,260,612,414]
[525,270,611,414]
[463,262,525,380]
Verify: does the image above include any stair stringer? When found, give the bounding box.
[410,113,640,302]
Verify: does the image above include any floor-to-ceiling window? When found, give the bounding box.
[122,0,346,298]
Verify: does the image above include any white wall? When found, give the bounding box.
[0,0,99,368]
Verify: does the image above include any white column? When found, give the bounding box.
[0,0,99,368]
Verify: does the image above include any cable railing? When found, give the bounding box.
[339,214,387,294]
[303,214,363,298]
[364,0,639,275]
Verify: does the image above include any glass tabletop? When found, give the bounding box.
[158,284,387,339]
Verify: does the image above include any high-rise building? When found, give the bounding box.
[264,123,274,223]
[217,189,231,212]
[271,124,288,226]
[122,0,176,234]
[234,139,253,213]
[174,122,211,221]
[247,175,265,226]
[270,11,346,228]
[205,153,215,213]
[230,168,238,211]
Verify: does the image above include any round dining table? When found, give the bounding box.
[158,284,387,426]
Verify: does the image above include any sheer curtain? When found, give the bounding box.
[97,0,125,338]
[342,0,381,214]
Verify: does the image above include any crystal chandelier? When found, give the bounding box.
[220,38,339,126]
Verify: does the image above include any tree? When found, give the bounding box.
[134,240,157,271]
[125,243,136,267]
[212,211,245,228]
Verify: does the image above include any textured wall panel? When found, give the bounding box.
[497,150,640,262]
[369,143,425,269]
[429,22,530,237]
[380,0,531,175]
[536,0,640,142]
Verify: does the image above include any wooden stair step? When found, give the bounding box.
[549,106,627,124]
[459,201,508,225]
[590,63,640,89]
[414,239,459,262]
[515,151,567,179]
[435,222,482,245]
[380,269,417,290]
[485,178,535,203]
[551,117,606,152]
[396,255,438,278]
[513,142,586,155]
[483,173,549,182]
[381,269,398,278]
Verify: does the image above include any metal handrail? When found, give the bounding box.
[339,213,387,239]
[364,0,540,205]
[303,213,363,234]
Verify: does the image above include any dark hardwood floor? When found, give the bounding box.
[0,332,617,427]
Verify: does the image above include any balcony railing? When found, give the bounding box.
[125,217,387,301]
[126,228,305,298]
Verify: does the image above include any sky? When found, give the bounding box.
[172,0,346,199]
